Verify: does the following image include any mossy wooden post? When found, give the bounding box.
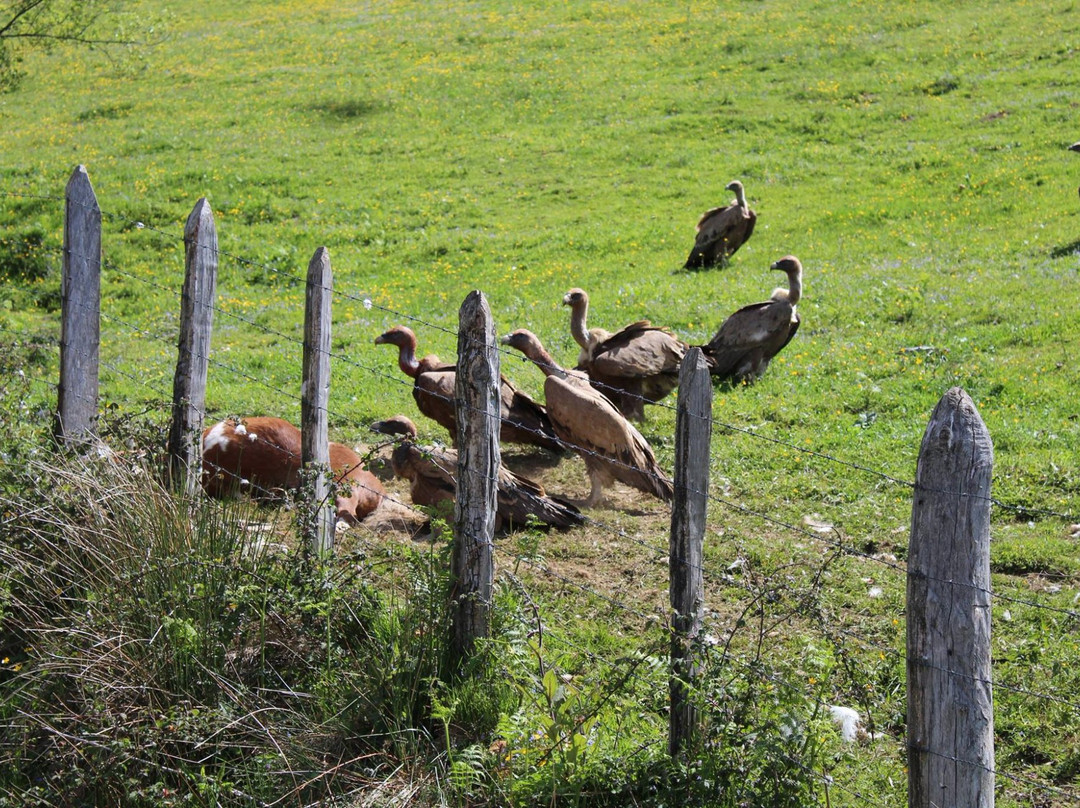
[451,291,499,665]
[54,165,101,448]
[669,348,711,758]
[167,198,218,494]
[300,247,334,555]
[908,387,994,808]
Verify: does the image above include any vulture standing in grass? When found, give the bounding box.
[501,329,674,507]
[702,255,803,385]
[374,325,561,451]
[370,415,584,531]
[562,287,687,421]
[684,179,757,269]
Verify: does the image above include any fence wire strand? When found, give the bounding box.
[5,186,1080,803]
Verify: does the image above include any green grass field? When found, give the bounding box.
[3,1,1080,805]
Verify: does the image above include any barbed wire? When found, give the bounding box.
[494,517,1080,804]
[491,566,887,808]
[364,299,1080,526]
[7,189,1080,800]
[495,565,885,807]
[7,247,1079,632]
[7,289,1080,627]
[8,190,1079,526]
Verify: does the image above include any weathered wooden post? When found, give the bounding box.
[54,165,101,448]
[907,387,994,808]
[451,291,499,665]
[167,198,218,494]
[669,347,712,757]
[300,247,334,555]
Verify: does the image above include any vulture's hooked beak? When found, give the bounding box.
[500,335,529,362]
[369,420,394,438]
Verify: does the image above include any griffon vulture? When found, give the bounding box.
[201,416,385,525]
[561,287,687,421]
[684,179,757,269]
[701,255,803,385]
[370,415,584,531]
[500,329,674,508]
[374,325,561,452]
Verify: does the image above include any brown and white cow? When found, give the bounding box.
[201,416,384,524]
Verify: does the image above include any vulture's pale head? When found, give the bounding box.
[502,329,556,368]
[725,180,749,206]
[562,288,589,309]
[769,255,803,305]
[374,325,417,349]
[770,255,802,277]
[501,329,541,354]
[371,415,418,439]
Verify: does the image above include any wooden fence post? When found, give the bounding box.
[451,290,499,665]
[300,247,334,555]
[167,198,218,494]
[669,347,712,758]
[54,165,101,448]
[907,387,994,808]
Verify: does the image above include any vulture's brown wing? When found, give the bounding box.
[499,467,546,497]
[726,210,756,257]
[394,443,457,508]
[695,205,741,244]
[545,375,673,503]
[704,300,794,378]
[695,204,734,233]
[496,467,585,530]
[544,375,635,455]
[412,364,458,439]
[685,204,743,268]
[592,324,687,379]
[498,375,562,451]
[775,311,800,355]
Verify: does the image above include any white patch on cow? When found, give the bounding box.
[248,431,258,442]
[202,422,231,453]
[235,423,248,436]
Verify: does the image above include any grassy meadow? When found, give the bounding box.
[2,0,1080,805]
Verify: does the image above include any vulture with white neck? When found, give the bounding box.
[501,329,674,508]
[702,255,803,384]
[374,325,561,452]
[684,179,757,269]
[370,415,584,531]
[561,288,687,422]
